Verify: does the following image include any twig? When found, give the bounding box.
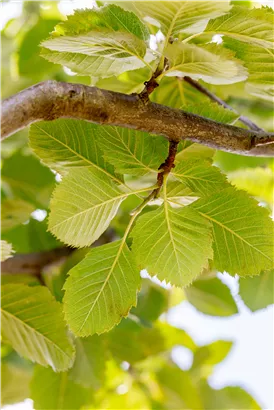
[183,76,263,132]
[1,81,273,156]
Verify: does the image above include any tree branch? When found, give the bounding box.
[183,76,263,132]
[1,247,73,275]
[1,80,274,156]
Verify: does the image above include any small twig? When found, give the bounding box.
[183,76,264,132]
[154,140,179,197]
[139,58,169,102]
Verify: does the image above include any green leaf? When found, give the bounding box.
[1,150,55,208]
[69,335,106,389]
[108,319,196,363]
[181,102,239,124]
[120,1,230,37]
[48,168,150,247]
[1,199,35,232]
[172,159,229,197]
[192,188,274,276]
[64,240,141,336]
[163,43,247,85]
[18,18,60,78]
[2,218,61,254]
[228,167,274,205]
[156,364,204,410]
[1,240,14,262]
[41,5,154,78]
[185,276,238,316]
[191,340,233,377]
[131,203,213,287]
[1,284,75,371]
[97,126,168,176]
[223,37,274,90]
[239,270,273,312]
[29,120,118,178]
[200,381,261,410]
[1,361,32,405]
[205,6,274,48]
[31,366,89,410]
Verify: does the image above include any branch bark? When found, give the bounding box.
[183,76,263,132]
[1,247,73,275]
[1,80,274,156]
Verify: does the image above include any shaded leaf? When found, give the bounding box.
[192,188,274,276]
[181,102,239,124]
[31,366,89,410]
[69,335,106,389]
[185,277,238,316]
[239,270,273,311]
[131,203,213,287]
[1,198,35,232]
[1,284,75,371]
[1,361,32,405]
[64,240,141,336]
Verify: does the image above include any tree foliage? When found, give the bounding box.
[1,1,273,409]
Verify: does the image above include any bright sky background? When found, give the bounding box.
[1,1,273,409]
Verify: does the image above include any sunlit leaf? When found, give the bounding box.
[64,240,141,336]
[192,188,274,276]
[48,168,150,247]
[1,284,75,371]
[131,203,213,287]
[163,43,247,85]
[0,240,14,262]
[205,6,274,48]
[41,5,154,77]
[172,159,229,197]
[97,126,168,176]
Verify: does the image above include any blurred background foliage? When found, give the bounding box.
[1,1,273,409]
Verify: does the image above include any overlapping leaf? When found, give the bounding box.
[0,240,13,261]
[29,120,118,179]
[97,126,168,175]
[41,5,154,77]
[1,284,75,371]
[224,37,274,89]
[185,277,238,316]
[239,270,273,312]
[172,159,229,197]
[64,240,141,336]
[31,366,88,410]
[69,336,106,389]
[163,43,247,85]
[205,6,274,48]
[192,188,274,276]
[119,1,230,36]
[180,102,239,124]
[1,198,35,232]
[48,168,151,247]
[131,203,213,287]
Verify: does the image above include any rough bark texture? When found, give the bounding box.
[2,80,274,156]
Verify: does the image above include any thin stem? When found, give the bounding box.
[183,76,264,132]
